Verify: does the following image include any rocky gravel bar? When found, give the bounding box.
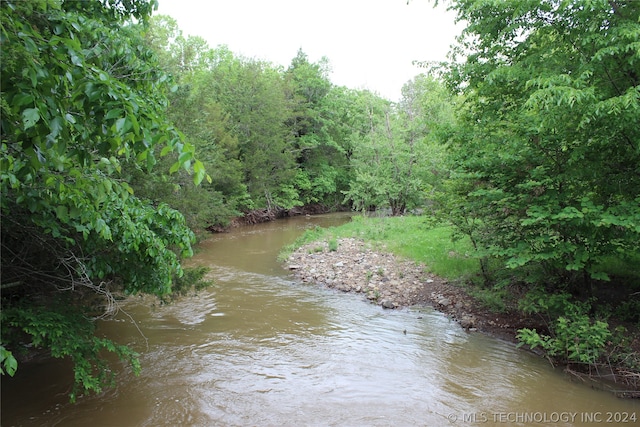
[286,237,525,339]
[286,237,640,394]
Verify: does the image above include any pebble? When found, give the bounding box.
[285,237,501,336]
[288,238,428,309]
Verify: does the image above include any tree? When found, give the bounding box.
[344,77,454,215]
[0,0,202,400]
[146,15,214,78]
[135,16,243,230]
[398,74,455,208]
[205,54,298,210]
[341,90,392,212]
[443,0,640,290]
[285,50,354,208]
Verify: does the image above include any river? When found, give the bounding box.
[2,213,638,426]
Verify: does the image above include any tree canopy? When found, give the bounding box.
[442,0,640,290]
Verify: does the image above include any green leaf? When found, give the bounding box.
[55,205,69,222]
[115,117,127,133]
[47,116,64,142]
[27,68,37,87]
[145,151,156,171]
[22,108,40,130]
[160,145,172,156]
[178,150,192,167]
[193,159,205,185]
[590,271,610,281]
[13,93,34,106]
[169,161,180,174]
[105,109,123,120]
[129,114,140,135]
[0,346,18,376]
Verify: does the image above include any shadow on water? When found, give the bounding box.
[2,213,639,426]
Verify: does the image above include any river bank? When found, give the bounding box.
[286,237,531,342]
[285,236,640,397]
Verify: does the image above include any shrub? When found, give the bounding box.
[516,290,612,365]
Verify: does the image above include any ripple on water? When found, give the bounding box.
[3,214,639,426]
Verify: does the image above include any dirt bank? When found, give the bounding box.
[285,237,536,342]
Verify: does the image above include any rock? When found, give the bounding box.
[460,316,476,329]
[437,297,451,307]
[287,237,450,312]
[381,299,395,309]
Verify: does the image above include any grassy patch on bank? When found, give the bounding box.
[280,214,480,282]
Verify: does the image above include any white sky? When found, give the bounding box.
[155,0,462,102]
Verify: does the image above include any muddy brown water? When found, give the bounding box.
[2,213,639,426]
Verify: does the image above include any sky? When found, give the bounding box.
[154,0,463,102]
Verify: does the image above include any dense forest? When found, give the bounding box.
[133,14,456,228]
[1,0,639,399]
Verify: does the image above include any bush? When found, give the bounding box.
[516,290,612,365]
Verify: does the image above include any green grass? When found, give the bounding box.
[280,214,480,281]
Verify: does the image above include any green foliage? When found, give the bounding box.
[138,19,246,228]
[0,345,17,377]
[285,50,352,208]
[344,76,454,215]
[144,20,459,220]
[611,300,640,325]
[328,238,339,252]
[0,0,201,399]
[167,266,212,298]
[517,290,612,365]
[203,53,297,209]
[465,285,509,313]
[1,298,141,402]
[443,0,640,290]
[278,226,326,261]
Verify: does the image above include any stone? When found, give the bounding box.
[287,237,452,312]
[437,297,451,307]
[381,299,395,309]
[460,316,475,329]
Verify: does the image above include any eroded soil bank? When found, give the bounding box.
[286,237,533,342]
